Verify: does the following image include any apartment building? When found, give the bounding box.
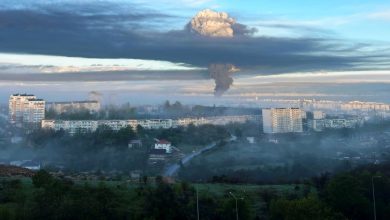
[262,108,304,134]
[9,94,45,127]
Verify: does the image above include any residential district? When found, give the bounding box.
[2,93,389,173]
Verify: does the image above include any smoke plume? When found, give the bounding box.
[209,64,239,97]
[89,91,102,102]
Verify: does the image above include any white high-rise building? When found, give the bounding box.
[9,94,45,127]
[262,108,304,134]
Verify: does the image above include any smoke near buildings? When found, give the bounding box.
[209,64,240,96]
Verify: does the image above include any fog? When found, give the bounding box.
[1,101,390,183]
[2,81,390,106]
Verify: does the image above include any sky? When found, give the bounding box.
[0,0,389,103]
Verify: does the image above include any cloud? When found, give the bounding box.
[0,1,389,76]
[0,53,201,73]
[367,9,390,21]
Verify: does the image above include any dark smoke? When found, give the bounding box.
[209,64,239,97]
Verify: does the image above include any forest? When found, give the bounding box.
[1,163,390,220]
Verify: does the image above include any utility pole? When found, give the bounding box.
[229,192,243,220]
[372,176,382,220]
[196,185,200,220]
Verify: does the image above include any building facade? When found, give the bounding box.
[9,94,45,127]
[154,140,172,153]
[41,114,261,135]
[262,108,304,134]
[46,101,101,113]
[310,118,364,131]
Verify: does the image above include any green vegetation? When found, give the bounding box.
[23,123,229,174]
[1,164,390,219]
[179,120,390,183]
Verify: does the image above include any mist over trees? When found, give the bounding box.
[18,123,229,174]
[45,101,260,120]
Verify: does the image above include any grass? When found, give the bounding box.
[194,183,306,197]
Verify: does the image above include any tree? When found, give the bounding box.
[32,170,54,188]
[270,195,345,220]
[324,174,370,220]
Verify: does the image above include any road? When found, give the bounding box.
[163,136,236,177]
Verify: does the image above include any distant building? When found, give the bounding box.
[262,108,304,134]
[41,114,261,135]
[310,117,364,131]
[313,111,326,120]
[246,137,255,144]
[130,170,142,180]
[154,139,172,153]
[9,94,45,128]
[148,149,170,164]
[10,160,41,171]
[11,136,23,144]
[42,120,99,135]
[128,139,142,149]
[47,101,101,113]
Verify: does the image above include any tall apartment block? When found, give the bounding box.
[262,108,304,134]
[9,94,45,128]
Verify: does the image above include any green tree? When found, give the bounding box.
[270,195,345,220]
[324,174,370,220]
[32,170,54,188]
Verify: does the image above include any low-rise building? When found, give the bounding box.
[128,139,142,149]
[246,137,255,144]
[41,114,261,135]
[154,139,172,153]
[309,117,364,131]
[148,149,170,164]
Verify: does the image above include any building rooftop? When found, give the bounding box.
[12,93,35,97]
[157,139,171,144]
[48,101,99,104]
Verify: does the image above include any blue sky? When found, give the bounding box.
[0,0,389,74]
[2,0,389,41]
[167,0,390,42]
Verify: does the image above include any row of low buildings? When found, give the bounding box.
[41,115,261,135]
[301,100,390,112]
[256,99,390,115]
[309,118,364,131]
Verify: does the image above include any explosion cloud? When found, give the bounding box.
[209,64,239,97]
